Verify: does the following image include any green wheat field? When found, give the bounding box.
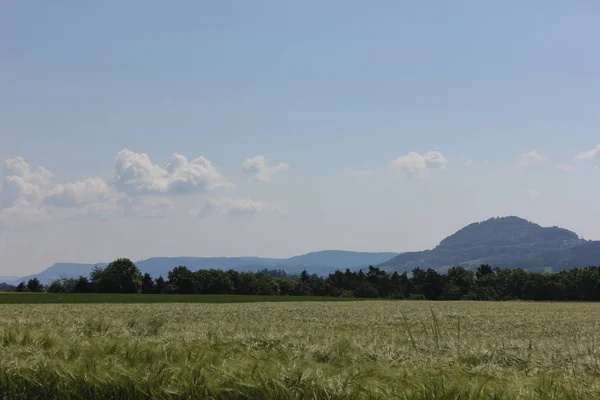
[1,300,599,399]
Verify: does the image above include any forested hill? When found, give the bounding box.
[379,216,599,272]
[7,216,600,285]
[10,251,399,285]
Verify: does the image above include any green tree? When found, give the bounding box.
[72,276,92,293]
[390,271,411,298]
[300,270,310,283]
[445,266,475,299]
[355,282,380,298]
[476,264,495,280]
[15,282,25,292]
[47,278,76,293]
[47,279,66,293]
[26,278,43,293]
[167,266,197,294]
[422,269,445,300]
[154,276,167,294]
[141,273,155,294]
[91,259,142,293]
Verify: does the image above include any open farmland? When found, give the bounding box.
[1,301,600,399]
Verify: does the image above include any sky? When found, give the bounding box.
[1,1,599,275]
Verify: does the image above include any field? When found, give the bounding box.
[1,301,600,399]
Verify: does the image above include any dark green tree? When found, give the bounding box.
[26,278,43,293]
[154,276,167,294]
[141,273,155,294]
[91,259,142,293]
[300,270,310,283]
[72,276,92,293]
[167,266,197,294]
[444,266,475,299]
[476,264,495,280]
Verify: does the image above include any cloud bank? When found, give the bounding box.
[0,149,237,229]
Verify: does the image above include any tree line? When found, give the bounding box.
[13,257,600,301]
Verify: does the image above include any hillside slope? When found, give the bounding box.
[378,216,593,272]
[13,251,399,284]
[14,263,109,285]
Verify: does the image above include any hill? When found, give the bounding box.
[9,216,600,284]
[378,216,597,272]
[14,263,109,285]
[282,251,397,269]
[12,251,398,284]
[0,282,15,291]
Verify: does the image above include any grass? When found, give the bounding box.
[1,301,600,398]
[0,293,364,304]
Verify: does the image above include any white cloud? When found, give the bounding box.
[575,145,600,161]
[462,157,475,167]
[190,198,284,218]
[520,150,548,166]
[39,175,124,221]
[243,156,290,182]
[556,163,574,171]
[114,149,233,195]
[390,151,448,178]
[1,157,52,210]
[0,158,126,228]
[524,188,542,196]
[44,178,114,207]
[346,169,371,177]
[0,157,53,228]
[3,157,52,187]
[1,175,46,210]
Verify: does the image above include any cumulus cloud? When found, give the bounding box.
[520,150,548,166]
[390,151,448,178]
[114,149,233,195]
[575,145,600,161]
[3,157,52,187]
[0,157,126,228]
[0,157,53,228]
[46,180,124,221]
[243,156,289,182]
[189,198,283,218]
[1,157,52,210]
[44,178,114,207]
[0,150,246,229]
[524,188,542,196]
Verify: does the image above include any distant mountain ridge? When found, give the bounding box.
[13,263,109,286]
[7,216,600,285]
[10,251,399,285]
[378,216,599,272]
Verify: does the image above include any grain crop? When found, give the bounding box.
[0,300,599,399]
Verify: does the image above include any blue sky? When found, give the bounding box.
[1,1,599,275]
